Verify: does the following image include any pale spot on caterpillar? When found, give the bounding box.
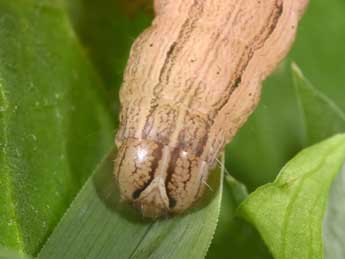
[136,147,148,162]
[114,0,308,218]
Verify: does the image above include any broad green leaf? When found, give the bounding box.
[64,0,152,125]
[292,63,345,145]
[207,175,272,259]
[323,163,345,259]
[39,148,223,259]
[292,64,345,259]
[0,0,113,255]
[64,0,151,91]
[239,134,345,259]
[292,64,345,258]
[0,245,31,259]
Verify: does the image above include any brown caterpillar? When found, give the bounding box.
[114,0,308,218]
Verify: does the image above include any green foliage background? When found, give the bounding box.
[0,0,344,258]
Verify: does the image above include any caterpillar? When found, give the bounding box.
[114,0,308,218]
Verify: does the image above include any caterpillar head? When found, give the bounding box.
[114,138,209,218]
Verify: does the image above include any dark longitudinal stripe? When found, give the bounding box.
[164,148,180,208]
[157,42,177,84]
[196,125,210,157]
[115,144,128,180]
[196,1,284,158]
[132,142,164,199]
[188,4,240,90]
[141,0,205,139]
[157,1,205,85]
[211,1,284,116]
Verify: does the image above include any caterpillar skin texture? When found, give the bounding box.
[115,0,308,218]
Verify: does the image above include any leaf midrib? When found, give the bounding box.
[279,141,345,259]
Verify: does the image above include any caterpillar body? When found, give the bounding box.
[114,0,308,218]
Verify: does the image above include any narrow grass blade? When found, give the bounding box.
[39,148,223,259]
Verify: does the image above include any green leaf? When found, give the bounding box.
[292,64,345,258]
[0,245,32,259]
[0,0,113,255]
[64,0,152,91]
[207,175,272,259]
[239,134,345,259]
[292,63,345,145]
[39,148,223,259]
[323,163,345,259]
[63,0,152,125]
